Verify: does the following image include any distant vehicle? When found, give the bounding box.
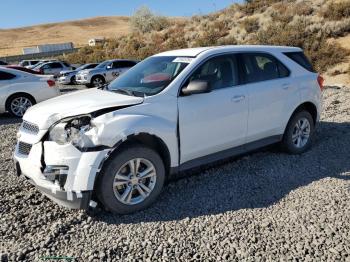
[28,60,56,70]
[6,65,44,75]
[0,68,60,117]
[18,60,40,68]
[58,63,99,85]
[75,59,138,87]
[0,61,8,66]
[33,61,74,77]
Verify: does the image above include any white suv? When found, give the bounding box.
[14,46,323,214]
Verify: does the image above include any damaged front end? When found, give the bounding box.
[14,115,113,210]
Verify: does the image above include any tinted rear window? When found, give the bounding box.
[240,53,290,83]
[284,52,315,72]
[0,71,16,80]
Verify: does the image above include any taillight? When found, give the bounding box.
[47,80,56,87]
[317,75,324,91]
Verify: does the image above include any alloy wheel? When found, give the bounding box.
[113,158,157,205]
[93,77,104,87]
[292,117,311,148]
[10,97,32,117]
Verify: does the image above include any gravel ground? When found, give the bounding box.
[1,84,350,261]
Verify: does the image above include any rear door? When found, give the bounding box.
[105,61,117,82]
[42,62,63,76]
[118,61,137,75]
[178,54,249,164]
[238,52,295,143]
[108,61,137,82]
[50,62,64,76]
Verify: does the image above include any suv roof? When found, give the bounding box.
[155,45,302,57]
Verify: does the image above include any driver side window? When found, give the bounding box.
[188,55,238,90]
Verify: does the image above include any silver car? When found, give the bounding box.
[75,59,138,87]
[58,63,98,85]
[33,61,74,77]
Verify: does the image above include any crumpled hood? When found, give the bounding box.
[23,88,144,129]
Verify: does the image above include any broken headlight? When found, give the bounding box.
[48,115,95,149]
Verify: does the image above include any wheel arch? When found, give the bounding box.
[91,74,105,83]
[93,132,172,192]
[5,92,36,111]
[283,101,318,135]
[292,102,318,124]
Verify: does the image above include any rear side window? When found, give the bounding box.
[86,64,97,69]
[50,62,63,69]
[116,61,137,68]
[0,71,16,80]
[240,53,290,83]
[284,52,315,72]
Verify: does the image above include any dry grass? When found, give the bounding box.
[0,16,131,56]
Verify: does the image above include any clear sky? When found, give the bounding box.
[1,0,242,29]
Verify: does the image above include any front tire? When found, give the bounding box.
[91,76,105,87]
[282,110,314,154]
[96,145,165,214]
[6,94,35,118]
[70,76,77,85]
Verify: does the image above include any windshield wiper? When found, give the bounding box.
[98,84,109,90]
[112,89,146,98]
[113,89,134,96]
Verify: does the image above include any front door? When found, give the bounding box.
[178,54,249,164]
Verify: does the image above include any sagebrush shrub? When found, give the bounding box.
[321,1,350,20]
[241,17,260,33]
[130,6,170,33]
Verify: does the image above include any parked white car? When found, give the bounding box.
[34,61,74,76]
[75,59,138,87]
[0,67,60,117]
[14,46,323,214]
[58,63,99,85]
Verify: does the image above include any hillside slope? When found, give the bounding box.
[0,16,130,56]
[64,0,349,84]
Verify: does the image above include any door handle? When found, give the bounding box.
[231,95,245,103]
[282,83,290,90]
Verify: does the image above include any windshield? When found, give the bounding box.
[32,62,45,69]
[96,61,111,69]
[76,64,91,71]
[108,56,191,96]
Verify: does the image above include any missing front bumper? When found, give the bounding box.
[15,160,91,209]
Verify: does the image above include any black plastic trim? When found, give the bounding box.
[170,135,282,175]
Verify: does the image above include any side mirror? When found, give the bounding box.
[182,80,211,96]
[106,65,112,70]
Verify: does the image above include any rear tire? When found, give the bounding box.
[96,145,165,215]
[6,94,35,118]
[281,110,314,154]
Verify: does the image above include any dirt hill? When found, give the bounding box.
[0,16,130,56]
